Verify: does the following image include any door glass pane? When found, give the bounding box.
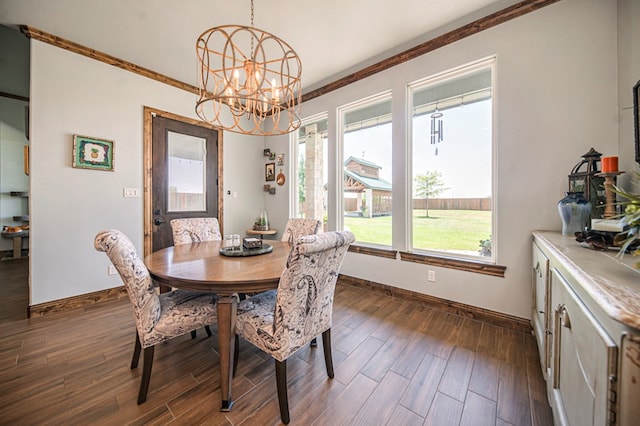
[167,131,206,212]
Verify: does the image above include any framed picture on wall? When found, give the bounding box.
[72,135,115,171]
[265,162,275,181]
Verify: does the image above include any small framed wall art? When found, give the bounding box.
[265,162,275,181]
[73,135,115,171]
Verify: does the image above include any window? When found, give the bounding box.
[409,59,494,259]
[292,115,328,225]
[167,131,206,212]
[339,93,393,247]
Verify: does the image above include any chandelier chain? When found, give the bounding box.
[250,0,254,27]
[250,0,255,57]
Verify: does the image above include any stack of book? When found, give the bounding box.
[591,218,627,233]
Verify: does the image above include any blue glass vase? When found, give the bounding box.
[557,192,592,236]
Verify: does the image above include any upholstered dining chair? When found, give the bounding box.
[170,217,222,245]
[281,217,323,346]
[280,218,322,244]
[234,230,355,424]
[94,229,218,404]
[170,217,222,337]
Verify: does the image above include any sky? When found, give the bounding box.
[343,99,492,198]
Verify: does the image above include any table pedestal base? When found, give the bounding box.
[220,400,234,412]
[217,295,237,412]
[1,231,29,260]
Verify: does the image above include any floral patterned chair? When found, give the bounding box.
[280,217,323,346]
[94,229,218,404]
[170,217,222,337]
[280,218,322,244]
[235,230,355,424]
[170,217,222,245]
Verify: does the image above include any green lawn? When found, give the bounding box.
[344,209,491,252]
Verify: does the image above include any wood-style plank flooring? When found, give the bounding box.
[0,278,553,425]
[0,255,28,323]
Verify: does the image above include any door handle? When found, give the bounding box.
[154,218,163,226]
[555,303,571,330]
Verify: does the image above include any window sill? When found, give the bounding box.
[399,251,506,277]
[348,244,397,259]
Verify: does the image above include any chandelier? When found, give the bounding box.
[195,0,302,136]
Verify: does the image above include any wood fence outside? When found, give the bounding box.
[413,198,491,211]
[344,197,491,213]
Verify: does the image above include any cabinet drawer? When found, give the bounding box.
[532,242,550,374]
[550,268,617,426]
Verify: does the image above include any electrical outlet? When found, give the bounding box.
[428,270,436,282]
[123,187,140,198]
[108,265,117,275]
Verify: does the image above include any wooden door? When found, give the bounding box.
[145,110,222,253]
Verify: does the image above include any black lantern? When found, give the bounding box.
[568,148,606,219]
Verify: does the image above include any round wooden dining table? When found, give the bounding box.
[144,240,291,411]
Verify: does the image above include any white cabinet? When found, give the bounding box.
[532,231,640,426]
[549,268,617,426]
[532,241,550,377]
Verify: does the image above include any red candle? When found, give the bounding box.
[602,156,618,173]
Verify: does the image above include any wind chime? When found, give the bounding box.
[430,111,443,155]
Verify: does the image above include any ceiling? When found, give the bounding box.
[0,0,523,94]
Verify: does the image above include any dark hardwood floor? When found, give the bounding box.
[0,274,553,425]
[0,253,28,323]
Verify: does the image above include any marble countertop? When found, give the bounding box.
[533,231,640,330]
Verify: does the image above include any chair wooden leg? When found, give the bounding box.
[191,326,212,339]
[131,330,142,369]
[233,334,239,377]
[275,359,290,424]
[322,329,334,378]
[137,346,155,404]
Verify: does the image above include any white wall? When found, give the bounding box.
[29,42,264,305]
[275,0,620,319]
[262,134,291,236]
[617,0,640,179]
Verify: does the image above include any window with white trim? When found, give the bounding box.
[339,92,393,247]
[409,59,494,260]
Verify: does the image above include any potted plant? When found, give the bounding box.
[478,236,492,257]
[253,210,269,231]
[612,179,640,265]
